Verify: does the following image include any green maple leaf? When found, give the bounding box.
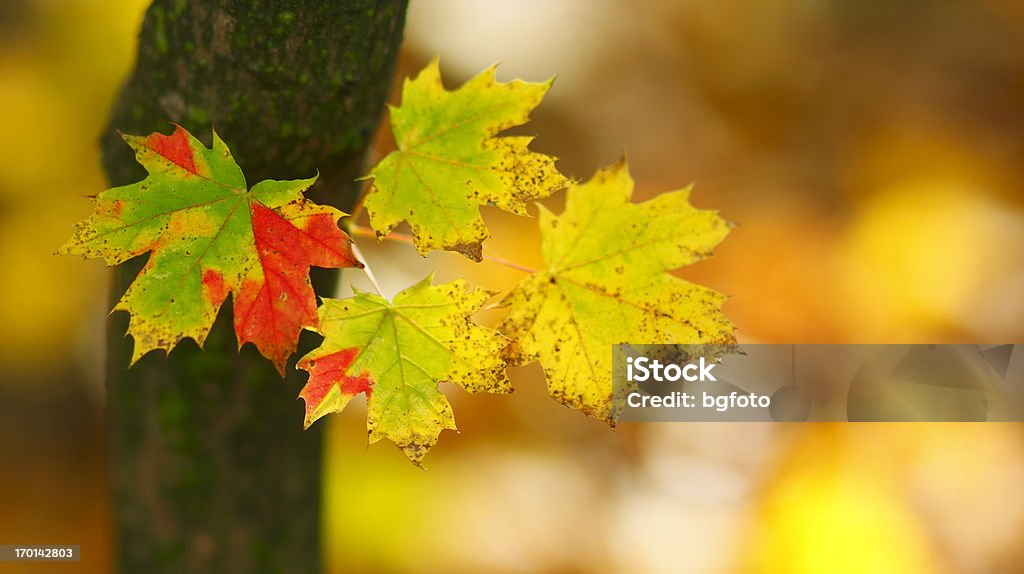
[498,159,735,424]
[298,277,511,464]
[364,58,570,261]
[59,126,361,373]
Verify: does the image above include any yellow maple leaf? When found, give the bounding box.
[499,159,735,423]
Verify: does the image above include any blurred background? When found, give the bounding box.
[3,0,1024,572]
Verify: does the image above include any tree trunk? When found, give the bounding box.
[100,1,407,572]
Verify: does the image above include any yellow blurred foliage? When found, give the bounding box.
[0,0,148,376]
[745,425,1024,574]
[743,428,936,574]
[840,182,1024,341]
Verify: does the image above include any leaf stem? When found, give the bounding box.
[349,239,385,296]
[346,225,537,273]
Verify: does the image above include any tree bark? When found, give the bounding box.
[100,1,407,572]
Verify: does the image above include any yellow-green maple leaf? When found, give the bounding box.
[498,159,735,424]
[364,58,569,261]
[298,277,511,464]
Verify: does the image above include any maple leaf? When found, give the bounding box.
[498,159,735,424]
[298,277,511,464]
[364,57,570,261]
[58,126,361,373]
